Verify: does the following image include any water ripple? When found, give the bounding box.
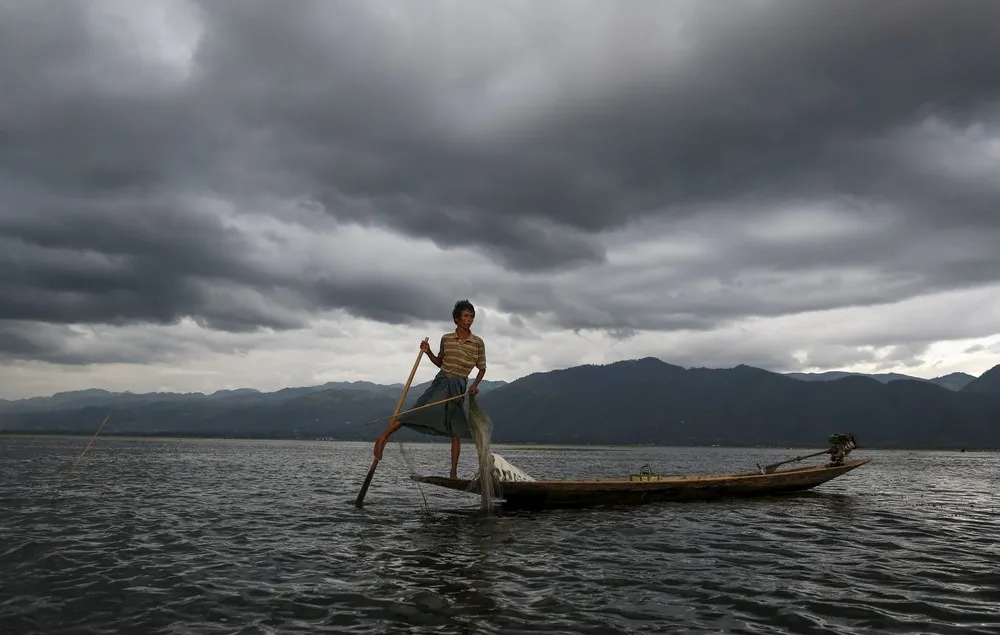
[2,437,998,634]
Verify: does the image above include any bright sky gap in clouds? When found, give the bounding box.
[2,0,1000,399]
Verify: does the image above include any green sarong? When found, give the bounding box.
[398,370,471,439]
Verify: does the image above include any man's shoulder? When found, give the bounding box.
[441,331,485,344]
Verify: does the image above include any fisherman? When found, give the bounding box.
[373,299,488,478]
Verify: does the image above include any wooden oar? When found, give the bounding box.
[354,338,427,508]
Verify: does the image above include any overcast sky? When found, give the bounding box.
[2,0,1000,399]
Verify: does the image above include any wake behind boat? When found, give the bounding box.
[411,434,868,510]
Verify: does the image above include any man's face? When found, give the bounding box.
[456,309,475,329]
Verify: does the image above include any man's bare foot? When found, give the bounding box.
[449,469,458,479]
[374,435,388,460]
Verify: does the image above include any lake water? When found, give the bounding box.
[1,436,998,634]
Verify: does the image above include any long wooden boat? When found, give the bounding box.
[411,457,870,510]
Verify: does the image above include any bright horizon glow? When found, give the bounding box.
[3,331,998,400]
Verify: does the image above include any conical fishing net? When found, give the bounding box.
[390,390,498,513]
[466,393,498,512]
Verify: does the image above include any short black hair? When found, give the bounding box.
[452,299,475,321]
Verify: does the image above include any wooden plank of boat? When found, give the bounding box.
[411,458,870,509]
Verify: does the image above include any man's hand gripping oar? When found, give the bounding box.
[354,337,428,508]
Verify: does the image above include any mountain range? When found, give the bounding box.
[3,362,1000,449]
[783,370,976,391]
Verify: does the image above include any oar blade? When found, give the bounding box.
[355,458,379,508]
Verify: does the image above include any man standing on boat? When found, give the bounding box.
[373,299,488,478]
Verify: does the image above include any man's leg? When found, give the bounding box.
[375,377,443,460]
[374,419,401,460]
[450,436,460,478]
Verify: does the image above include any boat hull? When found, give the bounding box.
[411,458,870,510]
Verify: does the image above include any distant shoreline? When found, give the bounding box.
[1,430,992,451]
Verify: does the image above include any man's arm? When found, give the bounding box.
[425,336,444,368]
[470,367,486,393]
[469,339,487,393]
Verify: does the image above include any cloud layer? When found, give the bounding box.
[3,0,1000,397]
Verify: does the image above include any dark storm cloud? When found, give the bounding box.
[0,320,190,365]
[0,188,290,328]
[185,0,1000,234]
[310,277,457,327]
[2,0,1000,364]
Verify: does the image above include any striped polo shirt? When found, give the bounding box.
[439,331,487,378]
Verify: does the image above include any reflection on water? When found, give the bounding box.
[1,436,998,634]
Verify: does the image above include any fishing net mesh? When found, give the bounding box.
[391,392,498,514]
[467,394,499,512]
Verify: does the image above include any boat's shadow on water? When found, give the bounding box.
[475,489,864,517]
[353,486,865,520]
[361,509,516,628]
[366,491,879,630]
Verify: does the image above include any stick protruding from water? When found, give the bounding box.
[50,410,112,502]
